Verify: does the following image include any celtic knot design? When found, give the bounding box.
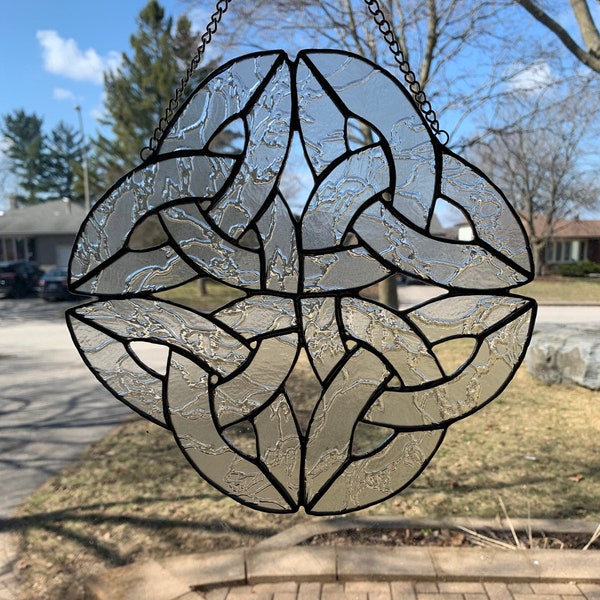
[67,50,536,514]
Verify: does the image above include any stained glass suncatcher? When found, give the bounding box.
[67,50,536,514]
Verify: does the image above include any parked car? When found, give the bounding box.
[37,267,75,301]
[0,260,43,298]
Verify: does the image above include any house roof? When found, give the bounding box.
[527,214,600,239]
[456,213,600,240]
[0,200,86,236]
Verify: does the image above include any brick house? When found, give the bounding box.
[457,213,600,273]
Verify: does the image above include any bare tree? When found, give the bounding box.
[182,0,599,291]
[204,0,517,140]
[185,0,522,306]
[515,0,600,73]
[471,89,599,275]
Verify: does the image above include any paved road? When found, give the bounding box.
[0,299,130,518]
[397,284,600,328]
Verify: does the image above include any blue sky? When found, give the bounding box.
[1,1,598,219]
[0,0,190,141]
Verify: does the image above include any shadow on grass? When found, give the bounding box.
[1,494,280,567]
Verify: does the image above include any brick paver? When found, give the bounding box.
[62,527,600,600]
[484,582,514,600]
[191,579,600,600]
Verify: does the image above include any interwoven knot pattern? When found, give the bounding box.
[68,50,536,514]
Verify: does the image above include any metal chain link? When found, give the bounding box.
[140,0,231,160]
[363,0,449,145]
[141,0,448,159]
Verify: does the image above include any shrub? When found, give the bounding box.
[556,259,600,277]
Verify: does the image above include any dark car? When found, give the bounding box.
[37,267,75,301]
[0,260,43,298]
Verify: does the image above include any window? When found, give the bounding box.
[546,239,587,263]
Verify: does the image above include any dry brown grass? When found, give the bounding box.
[9,278,600,599]
[11,356,600,599]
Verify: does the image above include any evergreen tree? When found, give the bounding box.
[1,110,46,206]
[44,121,83,201]
[94,0,207,182]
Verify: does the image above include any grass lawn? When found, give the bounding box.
[520,276,600,304]
[9,275,600,599]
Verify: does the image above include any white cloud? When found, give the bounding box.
[508,61,555,94]
[36,30,121,85]
[53,87,76,101]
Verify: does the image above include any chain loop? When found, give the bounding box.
[362,0,449,145]
[140,0,231,160]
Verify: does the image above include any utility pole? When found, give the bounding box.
[75,105,91,212]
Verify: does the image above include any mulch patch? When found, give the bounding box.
[303,527,600,550]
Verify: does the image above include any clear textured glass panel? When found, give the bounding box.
[254,394,301,504]
[365,308,534,427]
[341,297,442,387]
[68,316,166,425]
[354,202,529,288]
[70,155,234,288]
[214,295,296,338]
[295,59,348,176]
[300,51,436,229]
[351,422,395,457]
[303,247,391,292]
[68,49,536,515]
[161,53,286,153]
[257,194,299,293]
[208,61,292,239]
[213,333,298,426]
[309,429,443,514]
[168,351,294,512]
[305,347,390,502]
[302,145,389,250]
[441,154,532,272]
[406,295,530,341]
[301,297,345,382]
[161,203,262,289]
[73,299,250,377]
[74,247,199,296]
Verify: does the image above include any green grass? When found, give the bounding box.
[521,276,600,304]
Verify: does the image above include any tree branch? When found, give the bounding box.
[515,0,600,72]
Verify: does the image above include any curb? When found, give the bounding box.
[84,545,600,600]
[83,515,600,600]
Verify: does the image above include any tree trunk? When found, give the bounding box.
[379,275,398,308]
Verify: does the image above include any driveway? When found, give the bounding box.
[0,298,130,518]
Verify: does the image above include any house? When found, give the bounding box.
[0,199,86,269]
[457,213,600,272]
[533,215,600,267]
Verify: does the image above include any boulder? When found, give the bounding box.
[526,326,600,390]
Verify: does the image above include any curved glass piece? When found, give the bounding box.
[68,50,536,514]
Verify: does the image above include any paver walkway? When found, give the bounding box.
[82,517,600,600]
[83,544,600,600]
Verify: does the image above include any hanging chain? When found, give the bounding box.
[363,0,449,145]
[140,0,231,160]
[141,0,449,159]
